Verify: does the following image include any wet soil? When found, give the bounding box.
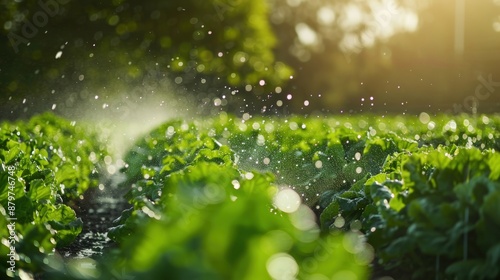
[57,176,131,259]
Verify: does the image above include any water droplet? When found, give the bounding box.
[354,152,361,161]
[334,215,345,228]
[231,180,240,190]
[265,123,275,133]
[266,253,298,280]
[419,112,430,124]
[274,188,301,213]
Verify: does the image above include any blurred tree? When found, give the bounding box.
[2,0,500,117]
[267,0,421,112]
[379,0,500,113]
[267,0,500,114]
[0,0,292,119]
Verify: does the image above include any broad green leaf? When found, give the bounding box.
[488,153,500,180]
[486,243,500,268]
[320,201,340,230]
[445,259,488,280]
[27,179,53,202]
[482,190,500,226]
[369,183,392,203]
[408,224,449,255]
[37,203,83,247]
[383,236,415,259]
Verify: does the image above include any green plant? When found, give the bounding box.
[0,113,108,277]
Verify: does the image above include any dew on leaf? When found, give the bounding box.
[354,152,361,161]
[334,215,345,228]
[263,157,270,165]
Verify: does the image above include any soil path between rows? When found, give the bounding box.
[58,175,131,259]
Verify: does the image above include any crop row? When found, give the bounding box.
[0,113,108,278]
[2,112,500,279]
[107,113,500,279]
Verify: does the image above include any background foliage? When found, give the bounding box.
[1,0,500,119]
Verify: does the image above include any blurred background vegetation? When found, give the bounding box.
[1,0,500,119]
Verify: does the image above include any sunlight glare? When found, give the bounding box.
[295,23,319,46]
[317,6,335,25]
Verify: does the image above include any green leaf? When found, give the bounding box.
[455,176,498,206]
[48,218,83,248]
[408,198,437,226]
[446,259,488,280]
[38,204,83,247]
[408,224,449,255]
[488,153,500,180]
[318,190,336,209]
[369,183,393,203]
[14,196,35,223]
[27,179,53,202]
[482,190,500,226]
[388,196,405,212]
[320,201,340,231]
[383,236,415,259]
[4,143,23,164]
[23,169,53,183]
[486,243,500,268]
[350,173,371,192]
[365,173,388,187]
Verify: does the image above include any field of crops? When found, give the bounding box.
[1,112,500,279]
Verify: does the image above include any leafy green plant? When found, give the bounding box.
[109,119,370,279]
[0,113,108,277]
[3,112,500,279]
[320,145,500,279]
